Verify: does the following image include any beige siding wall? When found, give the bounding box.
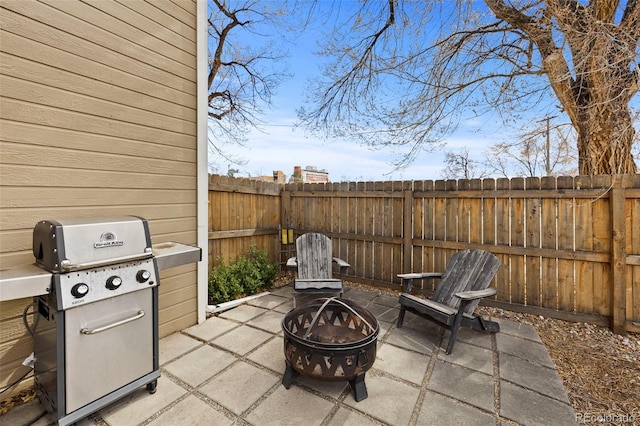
[0,0,199,396]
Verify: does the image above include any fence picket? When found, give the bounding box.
[557,176,576,312]
[495,178,511,302]
[525,177,542,307]
[510,178,525,305]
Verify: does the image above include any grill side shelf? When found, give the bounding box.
[0,264,52,301]
[0,242,201,302]
[153,242,201,271]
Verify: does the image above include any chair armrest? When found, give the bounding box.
[332,258,350,268]
[397,272,443,280]
[455,287,497,300]
[333,257,350,280]
[286,257,297,272]
[397,272,443,293]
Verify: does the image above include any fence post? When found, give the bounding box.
[403,188,413,275]
[610,175,627,334]
[281,189,291,231]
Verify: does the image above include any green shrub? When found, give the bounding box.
[247,244,279,290]
[208,245,279,305]
[208,257,243,305]
[234,256,263,295]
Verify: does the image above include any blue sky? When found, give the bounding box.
[209,62,505,182]
[206,3,523,182]
[217,111,503,182]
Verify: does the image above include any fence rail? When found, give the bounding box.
[209,174,640,333]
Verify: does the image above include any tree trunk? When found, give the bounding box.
[575,100,637,175]
[485,0,639,176]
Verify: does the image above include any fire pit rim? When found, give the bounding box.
[281,297,380,349]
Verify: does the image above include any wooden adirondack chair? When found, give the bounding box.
[397,249,501,354]
[286,233,350,307]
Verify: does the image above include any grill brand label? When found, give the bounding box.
[94,231,124,248]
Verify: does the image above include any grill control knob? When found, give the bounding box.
[136,270,151,283]
[71,283,89,298]
[106,276,122,290]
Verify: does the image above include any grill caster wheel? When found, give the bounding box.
[146,380,157,394]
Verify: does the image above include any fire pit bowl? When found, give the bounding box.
[281,297,379,401]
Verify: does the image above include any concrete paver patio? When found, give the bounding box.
[4,285,577,426]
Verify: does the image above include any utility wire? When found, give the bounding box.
[0,371,33,395]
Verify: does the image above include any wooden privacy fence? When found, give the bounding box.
[208,175,283,269]
[209,174,640,333]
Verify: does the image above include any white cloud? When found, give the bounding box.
[209,118,504,181]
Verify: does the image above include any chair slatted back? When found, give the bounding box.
[295,233,333,280]
[432,249,500,314]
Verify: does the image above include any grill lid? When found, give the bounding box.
[33,216,153,272]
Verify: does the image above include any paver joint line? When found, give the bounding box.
[408,331,441,425]
[492,328,502,424]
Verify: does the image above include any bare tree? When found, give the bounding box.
[207,0,302,169]
[486,116,578,177]
[442,148,489,179]
[632,106,640,160]
[301,0,639,175]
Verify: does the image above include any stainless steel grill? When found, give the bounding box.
[30,217,167,425]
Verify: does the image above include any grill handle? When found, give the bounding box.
[80,310,145,335]
[60,251,153,271]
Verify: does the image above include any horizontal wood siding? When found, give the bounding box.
[0,0,198,396]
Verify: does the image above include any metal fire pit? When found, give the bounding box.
[281,297,379,401]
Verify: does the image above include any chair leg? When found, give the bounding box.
[478,316,500,333]
[446,309,466,355]
[397,307,406,328]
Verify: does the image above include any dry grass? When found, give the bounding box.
[0,388,36,415]
[477,307,639,424]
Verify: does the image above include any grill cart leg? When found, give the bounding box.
[282,360,297,389]
[146,380,157,394]
[349,372,368,402]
